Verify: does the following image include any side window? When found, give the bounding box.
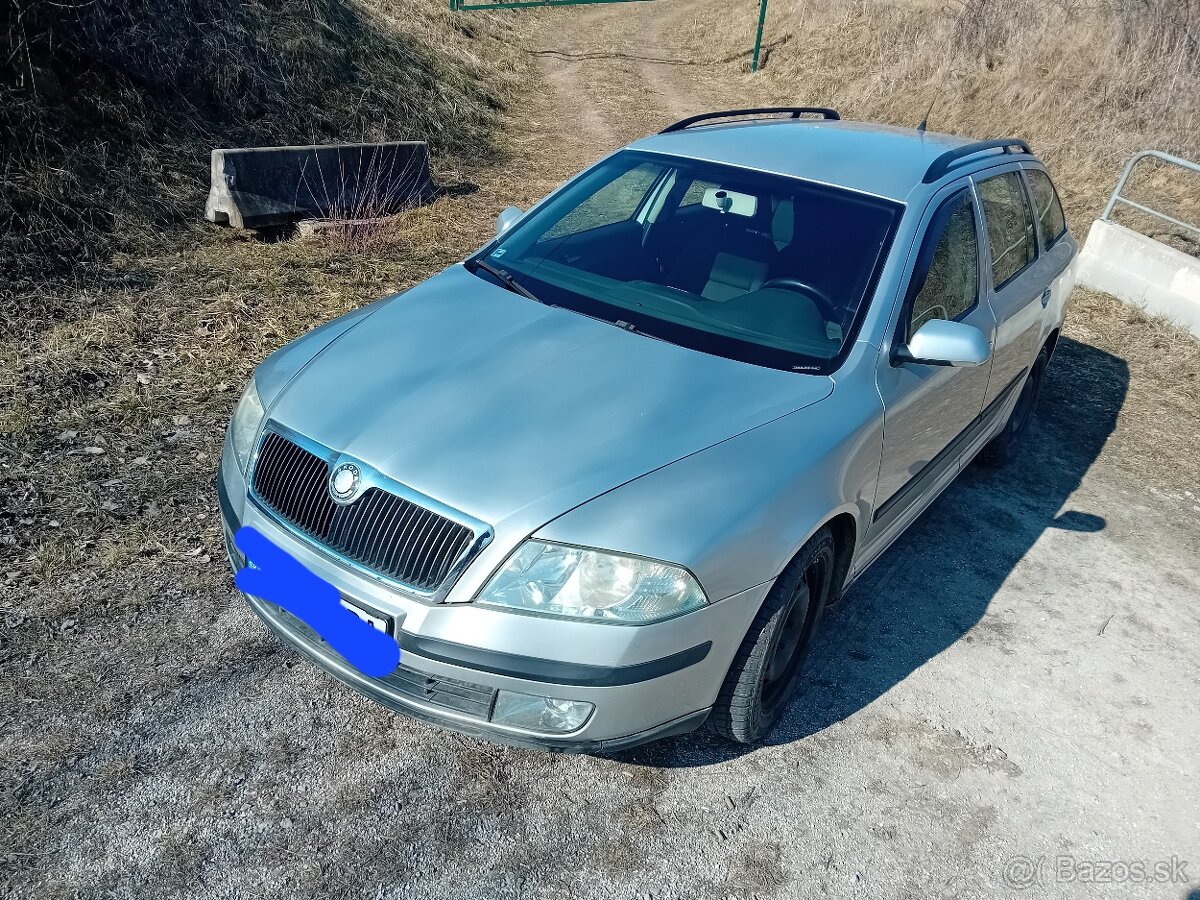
[542,162,664,239]
[977,171,1037,288]
[679,177,720,207]
[1025,169,1067,251]
[908,192,980,337]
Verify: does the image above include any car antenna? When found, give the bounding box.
[916,100,936,133]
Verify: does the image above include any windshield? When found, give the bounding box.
[469,150,903,373]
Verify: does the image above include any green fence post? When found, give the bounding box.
[751,0,769,72]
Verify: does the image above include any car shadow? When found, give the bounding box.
[610,335,1129,769]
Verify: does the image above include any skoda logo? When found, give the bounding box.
[328,462,362,503]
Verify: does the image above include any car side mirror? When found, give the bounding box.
[495,206,523,238]
[894,319,991,367]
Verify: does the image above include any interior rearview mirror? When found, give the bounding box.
[894,319,991,368]
[495,206,523,238]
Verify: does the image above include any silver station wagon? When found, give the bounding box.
[217,107,1076,749]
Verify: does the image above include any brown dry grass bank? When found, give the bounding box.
[1,0,525,286]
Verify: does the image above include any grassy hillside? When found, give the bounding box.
[1,0,524,284]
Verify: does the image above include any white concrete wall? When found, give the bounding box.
[1077,218,1200,338]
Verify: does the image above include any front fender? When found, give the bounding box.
[534,388,883,602]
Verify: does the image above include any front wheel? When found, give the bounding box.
[710,527,837,744]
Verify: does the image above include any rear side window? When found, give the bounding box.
[1026,169,1067,250]
[909,192,980,336]
[977,172,1037,288]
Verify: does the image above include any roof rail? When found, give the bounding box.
[923,138,1034,184]
[660,107,841,134]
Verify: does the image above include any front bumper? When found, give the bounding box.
[217,444,767,751]
[242,589,710,752]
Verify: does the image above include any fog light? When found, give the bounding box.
[490,690,594,734]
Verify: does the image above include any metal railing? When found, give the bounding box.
[1101,150,1200,239]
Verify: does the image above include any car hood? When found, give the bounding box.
[266,264,833,539]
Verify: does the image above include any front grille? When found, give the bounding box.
[251,431,478,592]
[267,600,497,720]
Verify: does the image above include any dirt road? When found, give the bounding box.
[6,2,1198,898]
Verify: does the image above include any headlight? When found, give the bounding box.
[228,377,266,473]
[478,540,707,624]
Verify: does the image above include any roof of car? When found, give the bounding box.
[627,119,1030,204]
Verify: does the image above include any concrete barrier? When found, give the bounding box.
[205,142,437,230]
[1077,219,1200,337]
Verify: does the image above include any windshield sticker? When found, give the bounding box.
[490,248,507,258]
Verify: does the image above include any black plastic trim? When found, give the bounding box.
[660,107,840,133]
[873,368,1027,529]
[398,632,712,688]
[216,472,240,531]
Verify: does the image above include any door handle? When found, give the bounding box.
[1040,287,1052,308]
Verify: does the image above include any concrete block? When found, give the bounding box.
[205,141,437,230]
[1077,219,1200,338]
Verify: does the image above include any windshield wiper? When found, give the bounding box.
[468,258,544,304]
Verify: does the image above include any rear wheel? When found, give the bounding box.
[979,346,1049,467]
[710,527,837,744]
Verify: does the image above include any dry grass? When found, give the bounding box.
[1057,288,1200,484]
[674,0,1199,239]
[1,0,525,285]
[0,16,534,869]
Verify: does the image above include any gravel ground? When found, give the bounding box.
[5,2,1199,898]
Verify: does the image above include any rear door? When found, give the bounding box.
[974,168,1044,406]
[1023,166,1076,342]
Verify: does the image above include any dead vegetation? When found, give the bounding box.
[677,0,1199,233]
[1,0,524,286]
[1,5,530,883]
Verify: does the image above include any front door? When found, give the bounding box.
[870,184,996,540]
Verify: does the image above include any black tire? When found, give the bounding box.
[710,527,837,744]
[979,346,1050,467]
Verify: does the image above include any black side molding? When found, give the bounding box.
[217,472,240,531]
[398,632,712,688]
[873,368,1028,529]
